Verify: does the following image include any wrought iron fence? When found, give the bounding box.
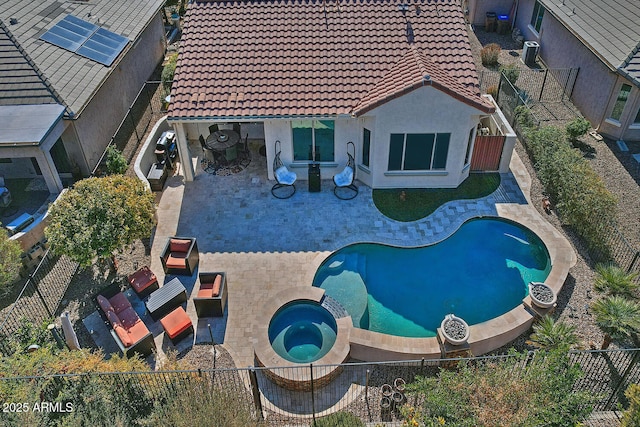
[91,80,168,176]
[479,67,579,103]
[0,249,78,356]
[0,349,637,425]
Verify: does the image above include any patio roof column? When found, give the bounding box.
[173,122,194,182]
[35,150,64,194]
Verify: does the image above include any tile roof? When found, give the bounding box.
[0,20,61,106]
[0,0,164,116]
[170,0,494,120]
[539,0,640,87]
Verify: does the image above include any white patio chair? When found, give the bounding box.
[333,141,358,199]
[271,140,297,199]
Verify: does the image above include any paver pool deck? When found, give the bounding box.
[149,145,575,370]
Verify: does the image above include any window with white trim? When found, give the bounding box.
[611,84,631,121]
[362,128,371,167]
[530,1,544,33]
[388,133,450,171]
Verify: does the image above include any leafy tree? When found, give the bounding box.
[527,315,579,350]
[565,117,591,142]
[45,176,155,267]
[592,295,640,349]
[594,263,639,298]
[105,145,128,175]
[0,228,22,293]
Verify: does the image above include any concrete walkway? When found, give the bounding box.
[148,143,572,369]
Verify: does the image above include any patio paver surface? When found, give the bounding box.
[147,144,572,371]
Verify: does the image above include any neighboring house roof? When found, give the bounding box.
[0,0,164,117]
[0,20,62,106]
[538,0,640,86]
[170,0,494,120]
[0,104,65,145]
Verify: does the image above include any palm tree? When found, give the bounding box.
[527,315,579,350]
[592,296,640,349]
[594,263,640,298]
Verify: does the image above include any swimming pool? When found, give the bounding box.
[313,217,551,338]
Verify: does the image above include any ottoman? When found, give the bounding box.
[127,266,159,297]
[160,306,193,345]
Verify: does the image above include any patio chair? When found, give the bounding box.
[160,236,200,276]
[271,140,297,199]
[333,141,358,200]
[199,135,214,162]
[232,123,241,135]
[208,124,219,135]
[193,272,227,317]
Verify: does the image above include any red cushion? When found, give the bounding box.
[113,323,133,347]
[126,321,150,344]
[211,274,222,297]
[109,293,132,314]
[166,254,187,269]
[106,310,122,328]
[169,239,192,253]
[118,307,140,329]
[128,266,157,292]
[160,307,192,339]
[197,288,212,298]
[97,295,114,314]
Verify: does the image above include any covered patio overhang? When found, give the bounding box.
[0,104,67,193]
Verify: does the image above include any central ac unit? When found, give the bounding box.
[522,41,540,67]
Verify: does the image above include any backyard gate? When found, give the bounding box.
[471,135,504,171]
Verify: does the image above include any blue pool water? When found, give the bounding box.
[269,301,338,363]
[313,218,551,338]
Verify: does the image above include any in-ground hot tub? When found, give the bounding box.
[254,287,351,391]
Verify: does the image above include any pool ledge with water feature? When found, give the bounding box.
[253,287,352,391]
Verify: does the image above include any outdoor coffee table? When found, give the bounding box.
[145,277,187,321]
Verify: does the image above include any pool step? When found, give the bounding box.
[321,295,350,319]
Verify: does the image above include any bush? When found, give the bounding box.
[622,383,640,427]
[499,63,520,86]
[105,145,128,175]
[314,411,364,427]
[161,53,178,91]
[0,228,22,294]
[480,43,501,66]
[565,117,591,142]
[487,84,498,99]
[406,350,593,426]
[594,263,640,297]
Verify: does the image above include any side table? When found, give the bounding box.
[146,277,187,321]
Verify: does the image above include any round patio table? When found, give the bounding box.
[206,130,240,152]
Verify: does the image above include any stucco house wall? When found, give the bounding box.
[464,0,514,26]
[72,12,165,174]
[365,86,484,189]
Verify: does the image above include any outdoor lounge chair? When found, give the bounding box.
[333,141,358,199]
[193,272,227,317]
[271,140,297,199]
[160,237,199,276]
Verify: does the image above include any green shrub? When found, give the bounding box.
[514,105,536,129]
[406,350,593,426]
[594,263,640,298]
[565,117,591,142]
[161,53,178,91]
[0,228,22,294]
[105,145,128,175]
[528,315,579,350]
[487,84,498,99]
[314,411,364,427]
[500,63,520,86]
[522,125,617,254]
[622,383,640,427]
[480,43,501,66]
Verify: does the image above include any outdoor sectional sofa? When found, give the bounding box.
[96,291,155,357]
[193,272,227,317]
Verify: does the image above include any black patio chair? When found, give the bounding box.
[208,124,219,135]
[199,135,215,162]
[333,141,358,199]
[271,140,297,199]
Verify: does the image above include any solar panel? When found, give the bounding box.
[39,15,129,66]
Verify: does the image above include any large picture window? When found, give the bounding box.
[388,133,450,171]
[530,1,544,33]
[610,84,631,121]
[292,120,335,162]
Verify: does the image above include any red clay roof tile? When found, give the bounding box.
[169,0,493,119]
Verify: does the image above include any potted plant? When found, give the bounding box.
[441,314,470,345]
[529,282,557,309]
